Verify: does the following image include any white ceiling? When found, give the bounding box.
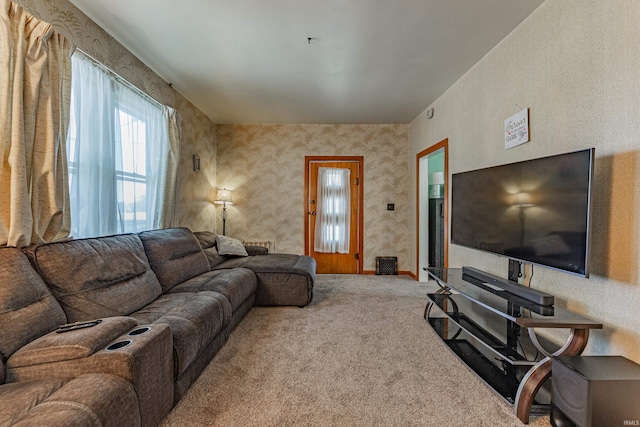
[68,0,545,124]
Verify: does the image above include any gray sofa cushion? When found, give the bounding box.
[139,228,211,292]
[245,245,269,256]
[29,234,162,322]
[213,254,316,306]
[193,231,230,268]
[168,268,257,311]
[130,292,231,377]
[0,247,67,358]
[0,374,141,427]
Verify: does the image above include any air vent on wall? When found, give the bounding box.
[376,257,398,275]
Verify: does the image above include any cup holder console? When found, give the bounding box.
[128,327,151,336]
[105,326,152,351]
[106,339,132,351]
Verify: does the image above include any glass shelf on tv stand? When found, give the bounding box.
[424,267,603,424]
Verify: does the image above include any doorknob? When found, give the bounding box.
[308,211,316,215]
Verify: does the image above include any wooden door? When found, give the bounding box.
[305,157,362,274]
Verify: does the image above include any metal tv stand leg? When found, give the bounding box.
[514,327,590,424]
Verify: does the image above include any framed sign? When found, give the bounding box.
[504,108,529,149]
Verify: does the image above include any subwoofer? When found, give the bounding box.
[551,356,640,427]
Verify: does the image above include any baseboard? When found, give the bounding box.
[404,271,418,280]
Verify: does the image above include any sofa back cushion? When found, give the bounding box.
[0,247,67,358]
[193,231,231,268]
[139,228,210,292]
[30,234,162,322]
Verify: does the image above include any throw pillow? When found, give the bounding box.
[216,235,249,257]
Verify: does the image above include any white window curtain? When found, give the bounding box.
[314,167,351,254]
[67,51,179,238]
[0,0,73,247]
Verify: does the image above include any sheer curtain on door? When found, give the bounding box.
[314,167,350,253]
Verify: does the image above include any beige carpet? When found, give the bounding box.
[161,275,552,427]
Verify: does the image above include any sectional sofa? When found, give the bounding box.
[0,227,316,426]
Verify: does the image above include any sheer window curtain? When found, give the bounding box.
[0,0,73,247]
[67,51,179,238]
[314,167,351,253]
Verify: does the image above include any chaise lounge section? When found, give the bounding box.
[195,230,316,307]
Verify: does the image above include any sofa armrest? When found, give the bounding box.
[7,316,138,368]
[245,245,268,256]
[6,321,174,427]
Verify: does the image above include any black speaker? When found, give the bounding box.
[551,356,640,427]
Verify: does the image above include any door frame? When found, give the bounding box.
[416,139,449,278]
[304,156,364,274]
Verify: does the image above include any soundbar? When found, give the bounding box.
[462,266,555,306]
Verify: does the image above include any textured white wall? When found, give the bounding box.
[217,124,410,272]
[410,0,640,362]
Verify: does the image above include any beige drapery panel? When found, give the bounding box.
[161,106,181,228]
[0,0,73,247]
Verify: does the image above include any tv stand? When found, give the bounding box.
[424,268,602,424]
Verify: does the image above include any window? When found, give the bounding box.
[116,108,148,231]
[67,51,176,238]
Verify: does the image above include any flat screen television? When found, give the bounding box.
[451,148,594,277]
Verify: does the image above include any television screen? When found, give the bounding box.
[451,149,594,277]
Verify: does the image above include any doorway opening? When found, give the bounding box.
[416,139,448,281]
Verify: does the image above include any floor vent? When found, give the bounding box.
[376,256,398,275]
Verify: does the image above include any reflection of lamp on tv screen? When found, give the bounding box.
[513,192,533,247]
[451,148,594,277]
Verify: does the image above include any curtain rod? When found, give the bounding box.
[73,48,167,109]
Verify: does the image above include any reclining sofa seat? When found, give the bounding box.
[138,228,257,333]
[0,247,142,427]
[25,232,231,405]
[0,359,141,427]
[137,227,259,398]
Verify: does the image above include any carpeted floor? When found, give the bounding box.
[161,275,552,426]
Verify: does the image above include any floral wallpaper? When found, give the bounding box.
[14,0,218,232]
[216,124,411,272]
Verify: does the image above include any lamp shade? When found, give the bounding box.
[430,171,445,185]
[513,192,533,207]
[214,188,233,205]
